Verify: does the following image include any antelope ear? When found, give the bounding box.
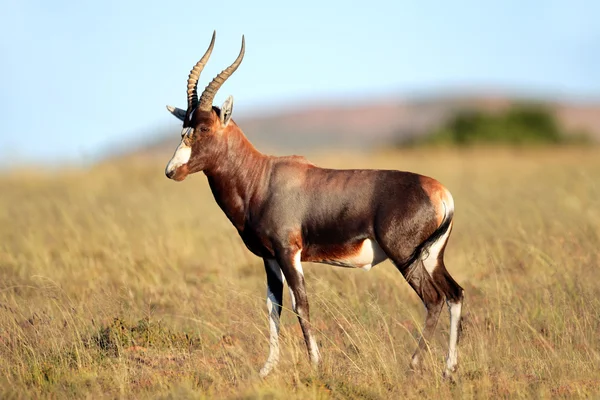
[220,96,234,126]
[166,105,186,122]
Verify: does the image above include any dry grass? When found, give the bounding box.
[0,147,599,399]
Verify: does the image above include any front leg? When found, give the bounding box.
[275,246,321,368]
[260,258,284,377]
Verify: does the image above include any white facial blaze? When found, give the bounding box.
[165,138,191,176]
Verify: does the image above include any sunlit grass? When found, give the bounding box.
[0,147,599,398]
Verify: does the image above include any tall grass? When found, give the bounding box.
[0,148,599,398]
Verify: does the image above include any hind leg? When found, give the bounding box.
[376,229,446,370]
[430,263,464,377]
[423,231,464,377]
[396,260,445,370]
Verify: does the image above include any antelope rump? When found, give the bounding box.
[164,32,464,378]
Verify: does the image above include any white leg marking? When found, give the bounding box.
[289,250,301,313]
[445,298,462,375]
[292,250,303,277]
[288,250,301,312]
[309,336,320,367]
[260,259,285,378]
[411,353,421,369]
[288,287,297,312]
[292,250,320,365]
[165,139,191,176]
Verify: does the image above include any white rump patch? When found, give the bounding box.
[444,191,455,215]
[322,239,387,270]
[165,139,191,176]
[422,221,452,276]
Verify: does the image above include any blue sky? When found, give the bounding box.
[1,0,598,164]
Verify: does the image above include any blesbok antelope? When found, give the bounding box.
[164,32,464,378]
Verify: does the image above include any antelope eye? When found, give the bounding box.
[200,126,210,133]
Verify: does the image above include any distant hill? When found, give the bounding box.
[137,93,600,157]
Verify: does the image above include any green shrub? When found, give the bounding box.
[403,104,590,146]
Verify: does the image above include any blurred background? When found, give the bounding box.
[1,0,599,165]
[2,2,600,398]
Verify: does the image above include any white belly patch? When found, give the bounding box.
[321,239,388,271]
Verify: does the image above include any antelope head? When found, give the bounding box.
[165,31,245,181]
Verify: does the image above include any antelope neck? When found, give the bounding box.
[203,128,270,231]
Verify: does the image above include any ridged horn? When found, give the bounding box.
[198,35,245,111]
[187,31,216,111]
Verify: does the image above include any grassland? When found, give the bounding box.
[0,147,599,399]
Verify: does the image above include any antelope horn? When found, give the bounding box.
[187,31,216,111]
[198,35,245,111]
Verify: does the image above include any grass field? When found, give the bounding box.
[0,147,599,399]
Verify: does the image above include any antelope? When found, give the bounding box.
[164,32,464,378]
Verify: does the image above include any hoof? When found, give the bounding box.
[443,367,457,383]
[409,355,421,371]
[259,362,276,378]
[259,368,271,378]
